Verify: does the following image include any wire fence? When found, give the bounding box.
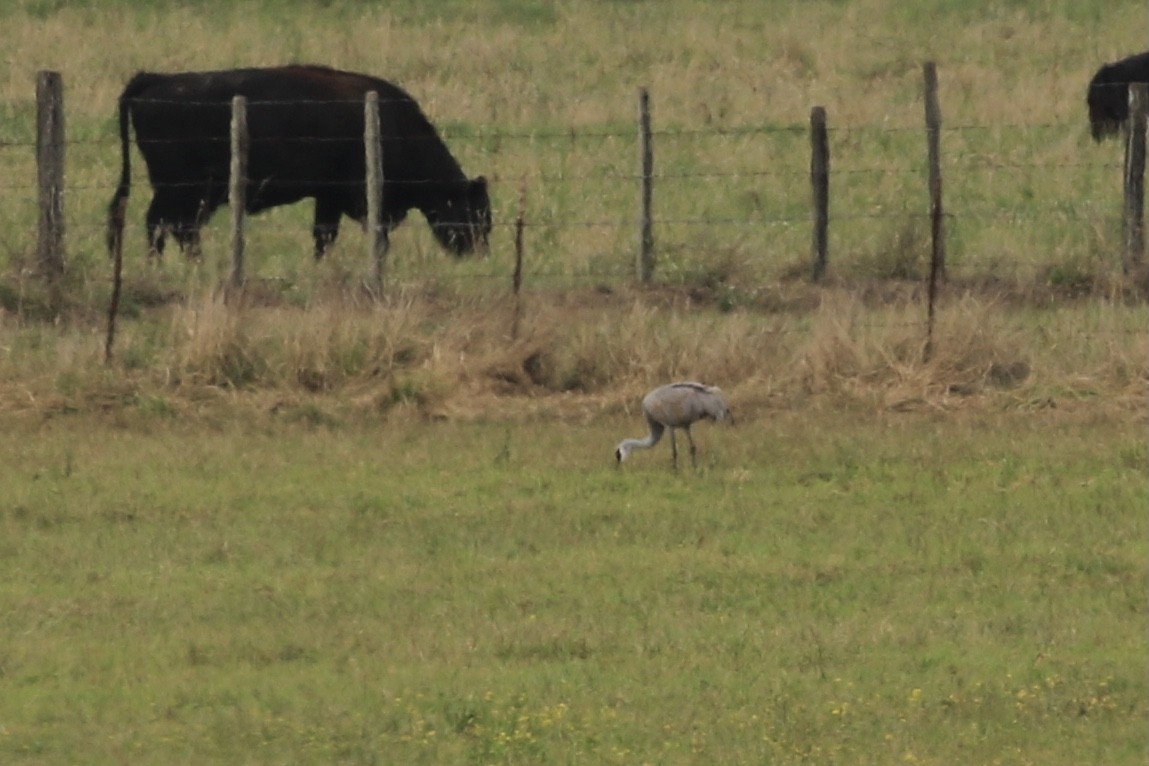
[0,138,1124,230]
[0,67,1139,300]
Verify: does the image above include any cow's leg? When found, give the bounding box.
[147,188,214,260]
[312,197,342,260]
[174,187,223,260]
[145,196,170,260]
[172,226,203,260]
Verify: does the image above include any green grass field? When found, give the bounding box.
[0,1,1146,763]
[1,408,1144,764]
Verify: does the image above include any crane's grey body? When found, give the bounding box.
[615,381,731,468]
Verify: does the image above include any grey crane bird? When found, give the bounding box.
[615,382,732,468]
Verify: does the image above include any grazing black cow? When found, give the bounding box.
[1087,50,1149,142]
[106,65,491,260]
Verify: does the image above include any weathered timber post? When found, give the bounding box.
[922,61,945,361]
[637,87,654,283]
[35,70,65,282]
[365,91,386,296]
[228,95,248,290]
[1123,83,1148,274]
[810,106,830,282]
[512,177,526,341]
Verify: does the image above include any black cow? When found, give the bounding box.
[1087,50,1149,142]
[106,65,491,260]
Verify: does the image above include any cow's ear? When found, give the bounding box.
[471,176,488,194]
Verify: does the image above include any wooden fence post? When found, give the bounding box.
[365,91,386,296]
[1123,82,1147,274]
[228,95,248,290]
[35,70,65,282]
[512,177,526,340]
[923,61,945,361]
[637,87,654,283]
[810,105,829,282]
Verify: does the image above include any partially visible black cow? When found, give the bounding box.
[107,65,491,260]
[1087,50,1149,142]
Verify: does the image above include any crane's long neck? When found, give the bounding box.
[618,420,665,459]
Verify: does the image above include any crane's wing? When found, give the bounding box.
[644,382,730,425]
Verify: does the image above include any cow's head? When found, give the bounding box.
[431,176,492,256]
[1088,66,1130,142]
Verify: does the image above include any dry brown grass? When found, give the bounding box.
[1,278,1142,422]
[792,293,1023,403]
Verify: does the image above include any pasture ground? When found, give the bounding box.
[0,404,1145,765]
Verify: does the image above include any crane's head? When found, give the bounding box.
[614,443,630,464]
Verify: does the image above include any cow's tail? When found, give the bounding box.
[106,74,148,258]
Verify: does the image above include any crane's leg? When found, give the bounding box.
[669,428,679,469]
[685,426,698,468]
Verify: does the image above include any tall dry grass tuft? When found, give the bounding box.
[792,292,1032,407]
[164,288,437,391]
[1027,300,1149,405]
[919,296,1031,399]
[476,296,789,399]
[279,295,429,393]
[167,291,267,388]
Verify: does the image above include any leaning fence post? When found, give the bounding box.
[810,105,830,282]
[365,91,386,296]
[35,70,65,283]
[637,87,654,283]
[923,61,945,361]
[1123,83,1148,274]
[228,95,248,290]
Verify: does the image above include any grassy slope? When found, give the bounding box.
[0,408,1144,764]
